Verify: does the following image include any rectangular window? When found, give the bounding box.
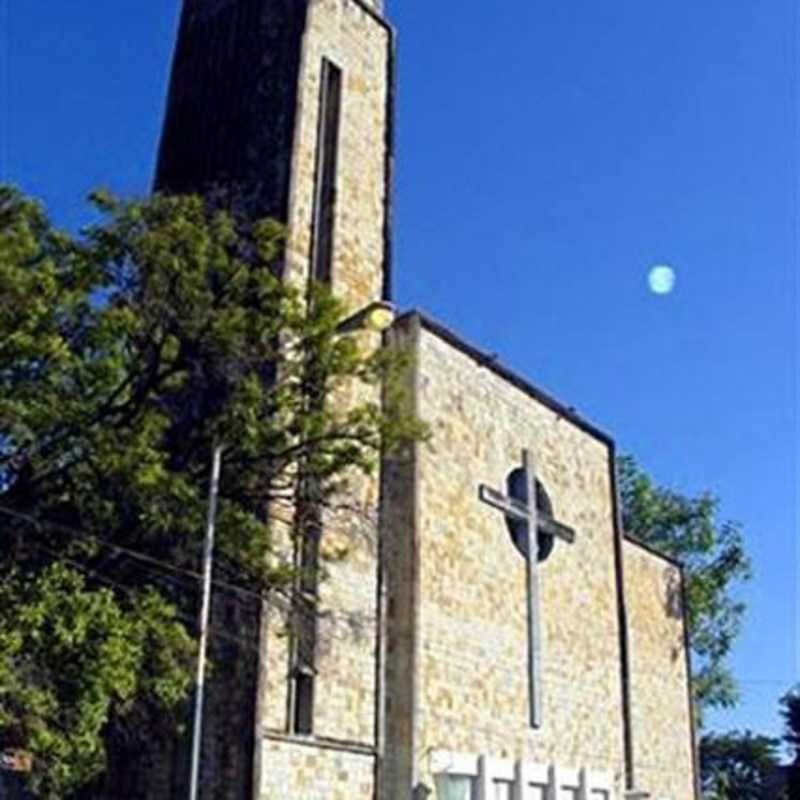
[292,668,315,735]
[298,522,320,598]
[292,62,342,734]
[290,588,317,734]
[434,775,477,800]
[310,58,343,285]
[289,484,321,735]
[493,782,512,800]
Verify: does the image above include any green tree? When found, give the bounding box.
[0,564,192,797]
[700,731,781,800]
[618,455,751,718]
[780,686,800,799]
[0,186,424,798]
[781,685,800,763]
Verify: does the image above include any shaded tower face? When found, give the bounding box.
[155,0,394,309]
[155,7,394,800]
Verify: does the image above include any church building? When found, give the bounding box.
[155,1,699,798]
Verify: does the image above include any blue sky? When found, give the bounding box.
[2,0,797,744]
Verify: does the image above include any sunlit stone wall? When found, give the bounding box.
[382,314,697,800]
[624,541,698,800]
[257,1,390,797]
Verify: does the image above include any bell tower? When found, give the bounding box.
[154,2,396,799]
[154,3,395,799]
[156,0,395,308]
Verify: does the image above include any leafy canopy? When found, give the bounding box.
[618,454,751,719]
[0,564,192,798]
[0,185,424,797]
[700,730,781,800]
[781,685,800,764]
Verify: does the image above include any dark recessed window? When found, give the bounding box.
[290,586,317,734]
[292,667,315,735]
[310,58,343,285]
[290,490,321,735]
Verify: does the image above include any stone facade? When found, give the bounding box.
[282,0,391,311]
[380,313,698,800]
[156,1,391,798]
[258,739,374,800]
[624,542,697,800]
[256,0,391,797]
[156,0,391,314]
[156,0,308,221]
[154,1,698,798]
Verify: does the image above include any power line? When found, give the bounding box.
[3,507,796,685]
[0,505,369,646]
[0,504,267,606]
[25,539,261,655]
[11,545,706,781]
[734,679,797,687]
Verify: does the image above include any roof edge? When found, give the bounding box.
[622,532,685,569]
[395,309,615,448]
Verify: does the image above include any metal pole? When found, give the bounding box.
[189,442,223,800]
[522,448,542,729]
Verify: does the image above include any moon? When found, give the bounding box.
[648,265,676,295]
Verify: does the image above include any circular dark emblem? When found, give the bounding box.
[505,468,555,562]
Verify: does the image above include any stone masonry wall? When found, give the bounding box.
[383,316,630,798]
[157,0,390,796]
[258,739,374,800]
[624,541,697,800]
[380,317,422,799]
[155,0,307,221]
[283,0,390,313]
[258,2,390,797]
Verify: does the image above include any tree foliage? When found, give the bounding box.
[0,564,191,797]
[700,730,782,800]
[781,685,800,764]
[0,186,424,797]
[618,455,751,718]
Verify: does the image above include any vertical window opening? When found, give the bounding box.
[310,58,343,285]
[298,523,320,598]
[292,670,315,735]
[292,54,342,728]
[291,589,317,735]
[290,482,321,735]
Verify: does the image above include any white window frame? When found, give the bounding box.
[431,752,480,800]
[430,753,616,800]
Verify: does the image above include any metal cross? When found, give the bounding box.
[479,449,576,729]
